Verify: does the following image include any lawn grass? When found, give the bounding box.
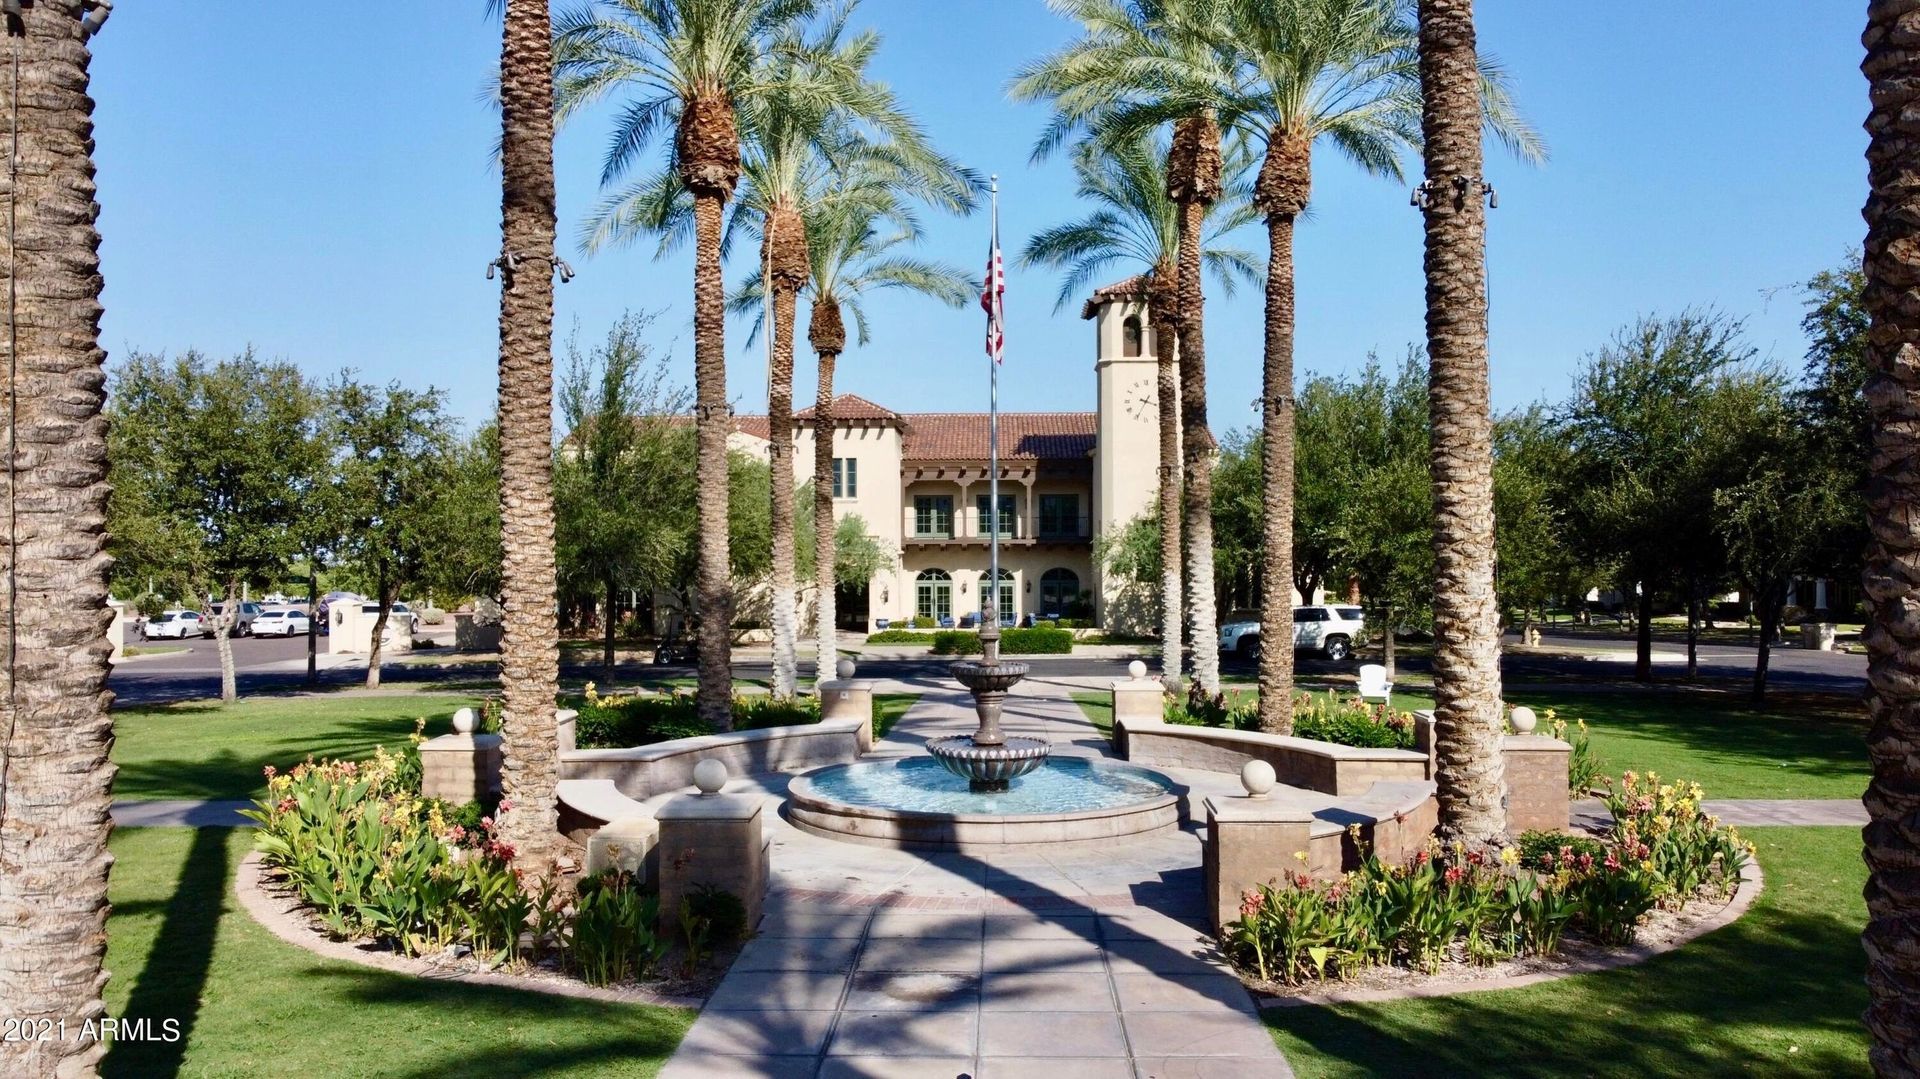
[112,694,478,802]
[1075,678,1862,800]
[874,692,919,739]
[1506,689,1865,800]
[1071,691,1113,736]
[103,828,692,1078]
[1267,826,1868,1077]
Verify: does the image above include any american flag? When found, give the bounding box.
[981,206,1004,363]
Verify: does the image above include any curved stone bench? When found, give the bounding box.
[1115,716,1429,797]
[558,717,867,804]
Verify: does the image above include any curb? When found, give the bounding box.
[232,850,703,1010]
[1257,858,1764,1009]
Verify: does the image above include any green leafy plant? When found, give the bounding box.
[866,629,935,644]
[569,871,667,987]
[572,683,821,749]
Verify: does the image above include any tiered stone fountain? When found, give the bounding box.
[925,623,1049,791]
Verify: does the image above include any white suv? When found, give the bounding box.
[1218,605,1366,663]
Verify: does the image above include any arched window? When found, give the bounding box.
[915,569,951,622]
[1040,568,1080,617]
[983,568,1015,625]
[1121,315,1143,357]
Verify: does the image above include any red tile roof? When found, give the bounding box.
[734,397,1097,461]
[795,393,899,422]
[900,412,1096,461]
[1080,274,1151,319]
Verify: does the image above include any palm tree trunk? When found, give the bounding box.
[1255,131,1309,735]
[767,281,799,699]
[692,190,734,731]
[1177,198,1220,696]
[1417,0,1505,850]
[1149,271,1182,685]
[211,575,240,702]
[810,307,842,679]
[0,6,116,1074]
[492,0,561,875]
[1861,7,1920,1034]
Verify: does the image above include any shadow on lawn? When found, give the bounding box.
[317,969,691,1079]
[106,826,229,1079]
[1268,871,1868,1076]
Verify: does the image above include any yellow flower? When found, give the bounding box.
[1500,847,1520,865]
[1293,850,1309,862]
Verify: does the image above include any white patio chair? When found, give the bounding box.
[1357,663,1393,709]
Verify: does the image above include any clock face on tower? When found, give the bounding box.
[1124,377,1157,422]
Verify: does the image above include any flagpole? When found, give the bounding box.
[987,175,1000,633]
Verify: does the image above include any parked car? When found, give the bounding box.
[653,635,694,665]
[252,608,312,638]
[141,610,203,640]
[1218,605,1366,663]
[204,601,263,637]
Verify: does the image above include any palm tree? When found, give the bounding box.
[1862,5,1920,1069]
[555,0,819,730]
[1413,0,1505,850]
[1223,0,1540,733]
[730,180,976,671]
[1012,0,1240,694]
[0,4,117,1075]
[734,15,974,698]
[490,0,564,875]
[1018,132,1260,683]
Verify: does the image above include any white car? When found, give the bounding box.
[141,610,204,640]
[1218,605,1366,663]
[252,608,312,638]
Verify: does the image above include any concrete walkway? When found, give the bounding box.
[660,687,1292,1078]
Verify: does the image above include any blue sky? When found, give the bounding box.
[90,2,1866,433]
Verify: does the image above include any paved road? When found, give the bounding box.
[108,628,1868,705]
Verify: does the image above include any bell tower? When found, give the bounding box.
[1086,279,1167,633]
[1088,281,1163,538]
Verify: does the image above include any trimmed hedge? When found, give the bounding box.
[930,626,1074,656]
[572,687,821,749]
[866,629,935,644]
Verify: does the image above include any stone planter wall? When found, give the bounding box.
[558,718,867,803]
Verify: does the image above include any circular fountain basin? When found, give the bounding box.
[925,734,1051,790]
[786,756,1181,850]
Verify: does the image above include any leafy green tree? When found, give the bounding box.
[1560,312,1753,681]
[1797,255,1869,590]
[419,422,504,607]
[1491,405,1593,641]
[107,350,315,701]
[332,378,458,688]
[555,314,685,680]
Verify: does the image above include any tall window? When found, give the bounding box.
[1041,568,1080,616]
[1039,494,1079,538]
[975,493,1018,537]
[916,569,952,621]
[984,568,1015,624]
[1122,315,1142,357]
[914,495,953,538]
[832,457,857,498]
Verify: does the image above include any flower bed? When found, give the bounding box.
[245,737,745,991]
[571,683,821,750]
[1168,686,1416,750]
[1222,770,1752,988]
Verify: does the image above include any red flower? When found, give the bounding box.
[1444,865,1466,886]
[262,765,277,778]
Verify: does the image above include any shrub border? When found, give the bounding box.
[1255,857,1763,1009]
[232,850,704,1010]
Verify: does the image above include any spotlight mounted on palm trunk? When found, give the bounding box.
[1411,175,1497,210]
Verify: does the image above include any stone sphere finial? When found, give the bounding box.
[451,707,477,734]
[1127,660,1147,680]
[1508,705,1537,734]
[1241,760,1276,799]
[836,657,856,680]
[692,759,728,795]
